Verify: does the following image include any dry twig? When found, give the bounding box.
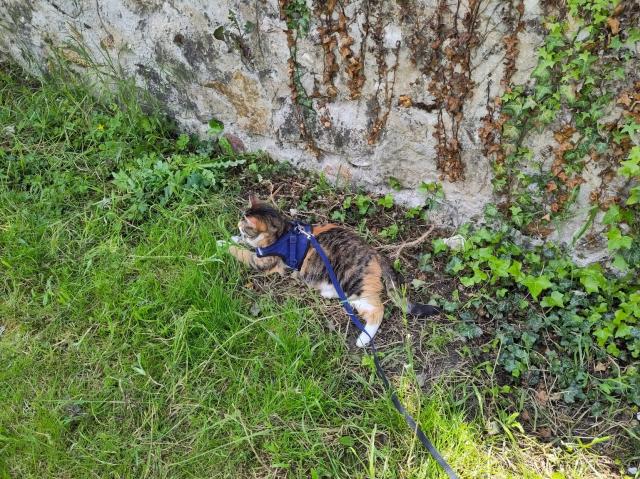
[378,225,436,259]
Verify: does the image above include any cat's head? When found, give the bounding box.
[237,195,289,248]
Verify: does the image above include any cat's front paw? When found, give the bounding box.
[216,239,232,250]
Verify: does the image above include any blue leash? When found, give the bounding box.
[296,225,460,479]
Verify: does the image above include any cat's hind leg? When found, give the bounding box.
[351,296,384,348]
[352,258,385,347]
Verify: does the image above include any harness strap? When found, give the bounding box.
[289,234,297,269]
[299,225,459,479]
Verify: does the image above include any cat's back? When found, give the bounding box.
[308,223,381,270]
[312,223,370,250]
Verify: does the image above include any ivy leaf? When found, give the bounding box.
[579,264,607,294]
[460,263,488,287]
[594,326,612,346]
[520,274,553,299]
[618,146,640,177]
[620,121,640,137]
[507,260,523,280]
[602,205,621,225]
[208,118,224,135]
[540,291,565,308]
[387,177,402,190]
[377,194,394,209]
[612,254,629,271]
[432,238,447,254]
[615,323,633,339]
[488,256,511,281]
[460,276,475,287]
[606,342,621,357]
[213,26,225,40]
[607,227,633,251]
[472,246,494,262]
[418,181,439,195]
[626,185,640,205]
[445,256,465,274]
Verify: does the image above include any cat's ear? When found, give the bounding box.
[248,194,259,209]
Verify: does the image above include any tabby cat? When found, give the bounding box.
[224,196,440,347]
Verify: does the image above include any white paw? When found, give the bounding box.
[355,324,380,348]
[356,332,371,348]
[230,235,241,244]
[319,283,338,298]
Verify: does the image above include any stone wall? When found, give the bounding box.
[1,0,635,260]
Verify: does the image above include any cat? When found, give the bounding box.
[223,195,440,347]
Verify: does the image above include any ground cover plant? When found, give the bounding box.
[0,59,637,479]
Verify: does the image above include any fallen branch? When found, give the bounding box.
[378,225,436,259]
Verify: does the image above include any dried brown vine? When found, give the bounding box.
[279,0,321,158]
[479,1,525,168]
[368,40,401,145]
[423,0,483,181]
[315,0,365,100]
[316,0,340,98]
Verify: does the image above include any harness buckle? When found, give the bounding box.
[295,223,313,239]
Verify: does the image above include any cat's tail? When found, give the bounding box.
[381,258,441,318]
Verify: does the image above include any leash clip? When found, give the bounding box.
[295,223,312,239]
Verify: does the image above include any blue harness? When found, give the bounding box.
[255,222,312,270]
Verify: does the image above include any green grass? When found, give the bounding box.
[0,63,621,478]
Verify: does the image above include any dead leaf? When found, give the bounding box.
[549,392,563,401]
[538,427,553,439]
[566,177,584,189]
[100,34,115,50]
[617,92,632,107]
[607,17,620,35]
[594,362,608,372]
[535,389,549,404]
[398,95,412,108]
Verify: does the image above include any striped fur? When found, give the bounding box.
[228,196,440,347]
